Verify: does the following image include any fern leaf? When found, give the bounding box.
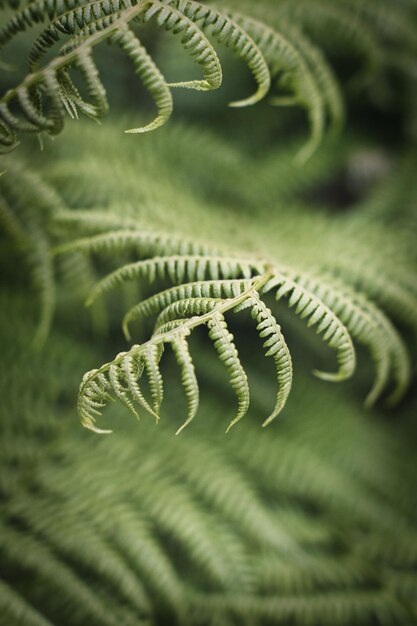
[112,25,173,133]
[25,7,177,132]
[27,3,134,70]
[244,292,293,426]
[374,316,411,406]
[0,165,57,346]
[74,229,411,427]
[154,296,220,328]
[109,361,141,420]
[0,523,121,626]
[207,312,250,432]
[72,47,109,118]
[279,22,344,131]
[274,0,382,89]
[123,278,253,339]
[317,271,411,405]
[329,260,417,340]
[85,255,263,305]
[292,270,396,406]
[1,0,223,146]
[143,343,164,417]
[78,369,114,433]
[29,228,55,348]
[85,343,165,429]
[77,272,275,431]
[263,272,355,382]
[7,495,151,616]
[170,330,199,433]
[146,0,222,92]
[0,100,40,133]
[231,12,325,161]
[122,352,160,421]
[13,88,51,131]
[53,229,219,257]
[174,0,270,106]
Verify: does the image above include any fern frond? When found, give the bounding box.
[77,272,269,432]
[329,259,417,340]
[76,264,292,433]
[113,25,173,133]
[143,343,164,415]
[84,254,264,306]
[171,0,271,107]
[108,360,141,420]
[285,269,398,406]
[272,0,382,88]
[277,22,344,132]
[0,0,272,148]
[6,494,151,616]
[319,273,411,405]
[263,271,355,382]
[189,589,408,625]
[229,12,326,162]
[244,291,293,427]
[54,228,219,257]
[207,312,250,432]
[0,0,81,47]
[1,288,417,624]
[122,352,159,420]
[170,330,199,433]
[145,0,223,92]
[1,0,222,147]
[0,162,60,345]
[3,111,413,431]
[54,206,413,431]
[122,278,253,339]
[0,0,363,153]
[0,523,122,626]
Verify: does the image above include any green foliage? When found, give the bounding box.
[0,292,416,625]
[0,160,61,345]
[4,118,410,434]
[0,0,272,148]
[1,0,416,155]
[0,1,417,625]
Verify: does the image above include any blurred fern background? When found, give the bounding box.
[0,1,416,624]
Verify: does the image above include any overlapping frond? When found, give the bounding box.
[53,213,413,433]
[1,2,417,625]
[1,292,417,625]
[1,111,414,434]
[0,0,271,150]
[0,161,61,345]
[228,12,326,162]
[2,0,415,154]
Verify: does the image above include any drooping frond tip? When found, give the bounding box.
[0,0,348,156]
